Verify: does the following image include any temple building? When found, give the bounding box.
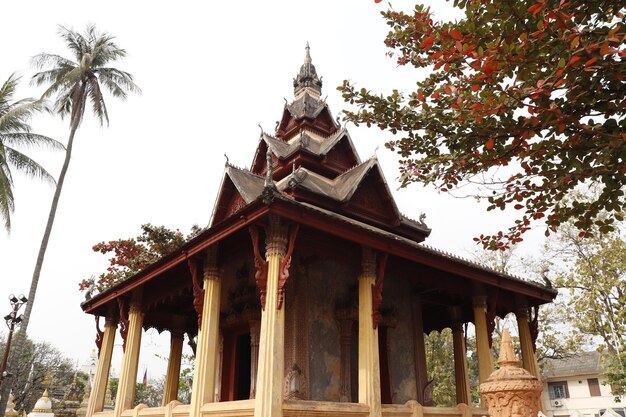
[81,45,556,417]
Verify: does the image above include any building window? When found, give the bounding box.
[588,378,601,397]
[548,381,569,399]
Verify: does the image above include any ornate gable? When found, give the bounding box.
[344,165,401,227]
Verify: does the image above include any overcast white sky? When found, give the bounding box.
[0,1,546,381]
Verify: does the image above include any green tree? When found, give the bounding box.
[547,222,626,397]
[425,329,456,406]
[340,0,626,249]
[0,334,79,413]
[0,25,140,417]
[0,74,63,231]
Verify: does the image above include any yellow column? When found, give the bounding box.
[113,300,144,417]
[86,318,116,417]
[412,295,428,405]
[516,307,540,379]
[189,247,221,417]
[358,247,382,417]
[254,217,288,417]
[450,307,471,405]
[472,295,494,384]
[162,329,184,405]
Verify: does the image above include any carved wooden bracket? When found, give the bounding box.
[371,253,388,329]
[117,299,129,352]
[249,226,269,309]
[277,224,300,310]
[188,257,204,329]
[529,305,539,352]
[95,316,104,357]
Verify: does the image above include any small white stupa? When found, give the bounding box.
[28,390,54,417]
[5,391,19,417]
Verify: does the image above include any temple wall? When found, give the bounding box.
[383,273,418,404]
[306,259,357,401]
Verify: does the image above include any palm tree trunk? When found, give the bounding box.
[0,124,78,415]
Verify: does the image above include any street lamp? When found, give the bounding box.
[0,294,27,390]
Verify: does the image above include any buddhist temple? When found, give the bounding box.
[80,45,556,417]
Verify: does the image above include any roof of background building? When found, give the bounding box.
[542,351,603,379]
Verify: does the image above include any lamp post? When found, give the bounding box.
[0,294,28,392]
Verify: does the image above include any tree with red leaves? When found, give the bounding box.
[79,224,202,296]
[340,0,625,249]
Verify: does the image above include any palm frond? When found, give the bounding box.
[96,68,141,95]
[1,133,65,151]
[4,147,56,185]
[30,53,75,71]
[87,75,109,126]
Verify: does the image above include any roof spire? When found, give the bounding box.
[294,42,322,99]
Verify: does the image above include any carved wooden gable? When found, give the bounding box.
[345,168,400,227]
[211,176,248,226]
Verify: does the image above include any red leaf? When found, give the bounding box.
[419,35,435,49]
[485,138,494,150]
[514,204,524,210]
[578,231,586,238]
[375,0,383,3]
[449,30,463,40]
[585,57,598,67]
[471,84,481,92]
[567,55,581,66]
[418,91,425,102]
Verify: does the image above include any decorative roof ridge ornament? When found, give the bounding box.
[293,42,323,99]
[262,147,278,204]
[288,163,308,189]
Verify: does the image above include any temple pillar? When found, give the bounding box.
[450,307,471,405]
[411,295,428,405]
[86,318,116,417]
[253,217,290,417]
[189,247,221,417]
[358,247,382,417]
[162,329,184,405]
[472,295,494,384]
[516,306,540,379]
[113,297,144,417]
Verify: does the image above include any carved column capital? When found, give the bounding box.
[129,301,143,315]
[449,305,464,327]
[266,216,289,257]
[515,306,529,320]
[203,246,220,281]
[473,295,488,309]
[105,317,118,327]
[360,247,376,278]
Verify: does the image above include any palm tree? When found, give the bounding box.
[0,74,63,231]
[0,25,140,414]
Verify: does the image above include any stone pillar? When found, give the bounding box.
[336,309,354,403]
[516,307,540,379]
[249,319,261,399]
[162,329,184,405]
[450,307,471,405]
[254,217,289,417]
[189,247,221,417]
[87,318,116,417]
[113,299,144,417]
[411,295,428,405]
[480,329,542,417]
[358,247,382,417]
[473,295,494,384]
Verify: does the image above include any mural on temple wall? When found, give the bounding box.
[383,273,418,404]
[307,258,357,402]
